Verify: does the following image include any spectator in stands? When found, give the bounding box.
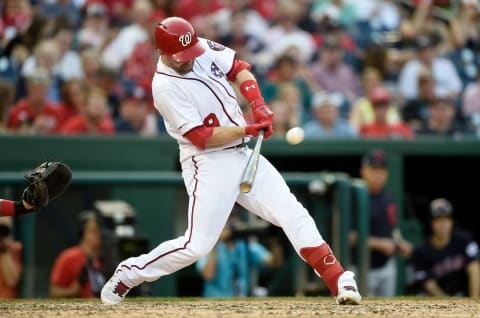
[0,79,15,133]
[270,99,295,138]
[19,39,62,102]
[36,0,82,29]
[352,0,402,51]
[95,66,122,119]
[310,0,357,31]
[275,83,303,129]
[411,198,480,297]
[401,67,437,131]
[77,2,111,51]
[264,0,317,64]
[115,86,157,136]
[6,67,63,134]
[450,0,480,52]
[20,17,83,102]
[350,149,413,297]
[303,91,357,139]
[0,0,34,49]
[80,49,102,89]
[359,86,414,139]
[172,0,225,21]
[0,37,30,86]
[0,216,22,298]
[100,0,154,72]
[215,3,268,62]
[349,67,402,132]
[260,54,316,124]
[196,213,283,297]
[59,87,115,135]
[48,16,84,81]
[50,211,105,298]
[462,65,480,131]
[58,78,88,123]
[400,0,457,55]
[310,34,361,106]
[414,93,475,137]
[122,10,164,101]
[397,34,462,101]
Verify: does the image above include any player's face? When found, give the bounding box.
[431,216,453,239]
[162,55,195,74]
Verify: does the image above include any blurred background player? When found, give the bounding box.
[350,149,412,296]
[411,198,480,297]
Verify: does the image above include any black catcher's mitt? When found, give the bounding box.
[22,161,72,209]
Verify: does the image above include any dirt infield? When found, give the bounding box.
[1,297,479,318]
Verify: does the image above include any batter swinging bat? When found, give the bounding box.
[240,130,264,193]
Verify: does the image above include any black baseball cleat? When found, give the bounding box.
[336,271,362,305]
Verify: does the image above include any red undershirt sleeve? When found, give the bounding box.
[183,125,214,150]
[227,59,252,82]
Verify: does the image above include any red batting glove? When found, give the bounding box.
[239,79,274,125]
[245,122,273,139]
[250,99,274,125]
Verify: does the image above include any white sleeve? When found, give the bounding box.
[153,87,203,136]
[199,38,236,75]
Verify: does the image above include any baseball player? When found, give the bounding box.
[101,17,361,305]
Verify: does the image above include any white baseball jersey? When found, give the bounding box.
[152,38,250,162]
[112,37,326,294]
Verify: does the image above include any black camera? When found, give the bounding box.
[0,224,11,239]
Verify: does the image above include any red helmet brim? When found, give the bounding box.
[171,41,205,62]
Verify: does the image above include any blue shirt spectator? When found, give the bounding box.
[303,91,357,139]
[196,239,270,297]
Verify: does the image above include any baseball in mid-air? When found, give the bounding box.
[285,127,305,145]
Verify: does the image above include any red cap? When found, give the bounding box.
[154,16,205,62]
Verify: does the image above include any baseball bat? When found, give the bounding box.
[239,130,264,193]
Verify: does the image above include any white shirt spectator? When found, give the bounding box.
[22,51,83,80]
[101,24,148,71]
[265,25,316,64]
[398,58,463,100]
[353,0,401,30]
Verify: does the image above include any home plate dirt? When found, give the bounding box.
[1,297,479,318]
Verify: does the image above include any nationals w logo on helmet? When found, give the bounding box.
[154,17,205,62]
[179,32,192,47]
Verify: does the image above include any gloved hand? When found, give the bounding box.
[250,99,274,126]
[22,161,72,210]
[245,121,273,139]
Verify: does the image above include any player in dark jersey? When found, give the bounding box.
[412,198,480,297]
[351,149,412,296]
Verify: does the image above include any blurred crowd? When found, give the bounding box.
[0,0,480,138]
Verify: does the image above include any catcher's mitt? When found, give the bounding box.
[22,161,72,209]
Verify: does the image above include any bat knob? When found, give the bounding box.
[239,183,251,193]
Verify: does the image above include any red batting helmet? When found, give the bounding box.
[155,17,205,62]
